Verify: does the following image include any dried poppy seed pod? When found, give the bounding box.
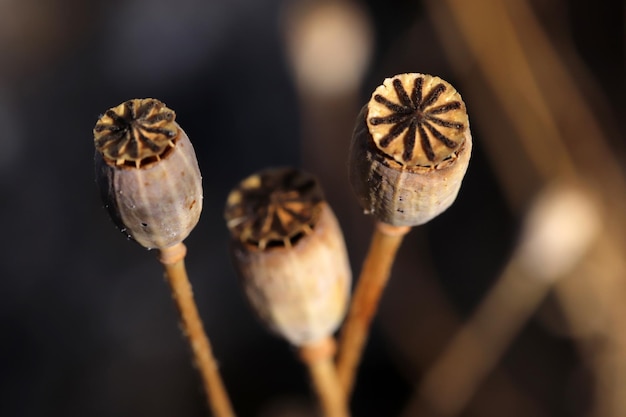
[94,98,203,249]
[225,168,351,346]
[349,73,472,226]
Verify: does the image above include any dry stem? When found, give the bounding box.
[335,221,410,396]
[299,337,350,417]
[407,260,553,416]
[426,1,626,415]
[159,242,236,417]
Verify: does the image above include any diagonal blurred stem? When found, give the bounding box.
[429,0,577,182]
[425,1,626,417]
[405,260,553,416]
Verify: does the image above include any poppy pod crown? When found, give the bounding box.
[349,73,472,226]
[94,98,203,249]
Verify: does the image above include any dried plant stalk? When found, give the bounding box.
[336,222,409,396]
[300,338,349,417]
[426,1,626,416]
[160,243,236,417]
[404,182,601,417]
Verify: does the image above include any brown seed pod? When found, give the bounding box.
[225,168,351,346]
[94,98,203,249]
[349,73,472,226]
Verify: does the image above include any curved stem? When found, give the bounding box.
[299,338,350,417]
[335,222,410,397]
[159,243,236,417]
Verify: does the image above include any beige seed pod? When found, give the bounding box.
[349,73,472,226]
[94,98,203,249]
[225,168,351,346]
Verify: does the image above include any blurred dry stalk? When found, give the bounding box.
[405,182,602,416]
[412,0,626,416]
[281,0,373,227]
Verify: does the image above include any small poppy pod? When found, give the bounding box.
[349,73,472,226]
[225,168,351,346]
[94,98,203,249]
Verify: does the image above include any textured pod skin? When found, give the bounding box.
[94,99,202,249]
[349,73,472,226]
[225,168,351,346]
[96,127,202,249]
[231,204,351,346]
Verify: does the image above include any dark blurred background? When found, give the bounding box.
[1,1,624,416]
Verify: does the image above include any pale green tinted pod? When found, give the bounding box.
[94,99,203,249]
